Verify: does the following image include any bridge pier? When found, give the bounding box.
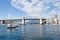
[1,20,3,24]
[22,17,25,24]
[39,17,42,25]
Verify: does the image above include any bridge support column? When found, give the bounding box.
[22,17,25,24]
[39,17,42,25]
[1,20,3,24]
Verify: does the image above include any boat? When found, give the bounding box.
[7,23,18,29]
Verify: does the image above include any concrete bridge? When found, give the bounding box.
[0,17,46,25]
[22,17,46,24]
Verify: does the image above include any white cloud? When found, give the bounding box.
[54,2,60,8]
[11,0,60,17]
[48,10,60,17]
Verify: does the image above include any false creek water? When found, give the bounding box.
[0,24,60,40]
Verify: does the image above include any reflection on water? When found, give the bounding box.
[22,25,25,33]
[7,27,18,32]
[0,24,60,40]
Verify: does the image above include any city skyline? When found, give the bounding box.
[0,0,60,19]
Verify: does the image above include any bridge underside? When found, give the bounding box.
[25,19,46,20]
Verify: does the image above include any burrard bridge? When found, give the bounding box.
[0,17,46,24]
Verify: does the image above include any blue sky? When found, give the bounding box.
[0,0,60,19]
[0,0,27,19]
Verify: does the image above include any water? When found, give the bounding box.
[0,24,60,40]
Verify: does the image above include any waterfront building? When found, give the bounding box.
[54,14,58,24]
[58,17,60,24]
[46,18,51,24]
[49,17,53,24]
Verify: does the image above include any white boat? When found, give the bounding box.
[7,24,11,27]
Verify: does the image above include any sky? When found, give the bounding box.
[0,0,60,19]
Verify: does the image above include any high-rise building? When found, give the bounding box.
[54,14,58,24]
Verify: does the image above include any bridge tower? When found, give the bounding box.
[39,17,42,25]
[22,17,25,24]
